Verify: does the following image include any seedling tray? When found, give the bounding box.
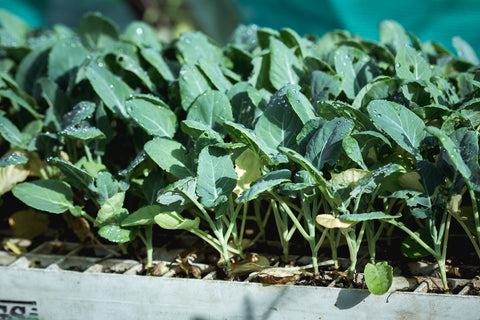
[1,240,479,320]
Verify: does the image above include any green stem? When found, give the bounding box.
[439,214,452,291]
[271,200,289,260]
[452,215,480,260]
[387,221,439,257]
[468,185,480,243]
[145,225,153,272]
[83,143,93,163]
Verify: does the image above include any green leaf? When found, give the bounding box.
[154,211,200,231]
[121,205,161,226]
[196,146,237,208]
[198,58,232,93]
[77,13,119,50]
[310,70,341,103]
[334,46,379,100]
[254,85,303,157]
[85,65,134,119]
[458,98,480,129]
[401,228,434,258]
[126,94,177,138]
[286,86,317,124]
[89,171,121,205]
[59,126,106,141]
[177,31,225,65]
[156,177,197,211]
[364,262,393,295]
[0,9,30,45]
[48,38,89,85]
[452,36,479,65]
[427,127,468,176]
[187,90,233,134]
[0,153,28,167]
[140,48,175,82]
[395,45,431,82]
[352,76,403,109]
[0,114,28,148]
[224,121,274,165]
[236,169,291,203]
[279,147,326,186]
[62,101,96,129]
[339,212,401,222]
[98,224,137,243]
[144,138,194,179]
[178,63,211,111]
[305,117,354,170]
[123,21,161,51]
[269,37,303,90]
[342,136,367,170]
[181,120,223,142]
[116,53,154,91]
[12,180,73,214]
[95,192,126,226]
[367,100,425,159]
[47,158,94,190]
[379,20,410,54]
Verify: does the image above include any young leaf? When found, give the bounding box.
[123,21,162,51]
[59,126,106,141]
[236,169,290,203]
[141,48,175,82]
[98,224,137,243]
[342,136,367,170]
[224,121,274,165]
[89,171,121,205]
[156,177,197,211]
[339,212,401,222]
[379,20,410,54]
[12,180,74,214]
[85,65,134,119]
[367,100,425,159]
[334,46,379,100]
[198,58,232,93]
[178,63,211,111]
[286,86,317,124]
[0,152,28,167]
[364,262,393,295]
[95,192,126,226]
[116,53,154,91]
[126,94,177,138]
[452,36,479,65]
[0,114,28,148]
[305,117,354,170]
[269,37,303,90]
[196,146,237,208]
[144,137,194,179]
[186,90,233,134]
[47,158,94,190]
[0,9,30,45]
[61,101,96,129]
[254,85,303,157]
[77,13,119,50]
[177,31,225,65]
[121,205,161,226]
[395,45,431,82]
[154,211,200,231]
[310,70,341,103]
[48,38,89,85]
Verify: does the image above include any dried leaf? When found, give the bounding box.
[253,267,304,285]
[71,216,94,242]
[316,214,356,229]
[231,253,271,275]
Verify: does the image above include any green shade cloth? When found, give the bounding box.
[0,0,46,27]
[235,0,480,54]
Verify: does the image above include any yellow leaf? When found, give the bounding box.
[330,168,371,188]
[233,148,262,195]
[316,214,356,229]
[398,171,425,192]
[0,163,29,196]
[8,208,49,239]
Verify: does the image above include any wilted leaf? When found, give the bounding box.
[8,208,49,239]
[316,214,356,229]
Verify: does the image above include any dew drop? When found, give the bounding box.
[395,63,401,68]
[135,27,143,35]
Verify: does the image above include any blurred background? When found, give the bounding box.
[0,0,479,54]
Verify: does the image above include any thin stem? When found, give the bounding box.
[83,143,93,163]
[468,185,480,243]
[145,224,153,272]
